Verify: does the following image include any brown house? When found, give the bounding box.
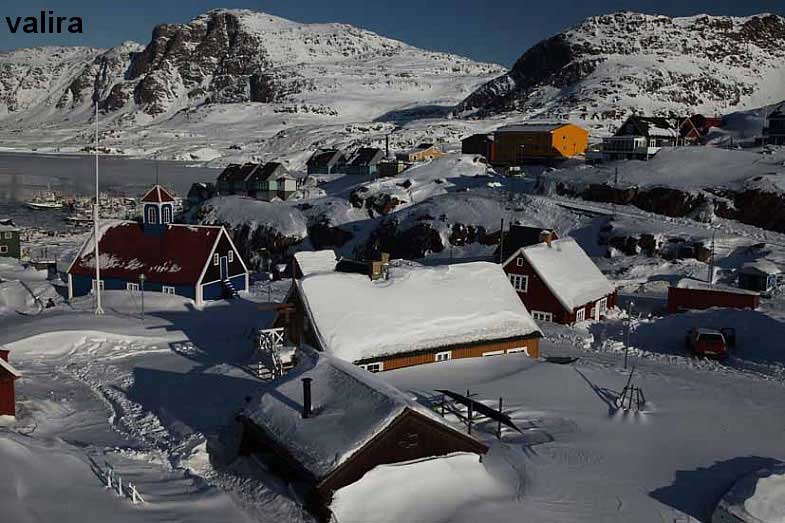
[395,143,446,163]
[492,123,589,165]
[461,133,494,161]
[237,350,487,520]
[277,260,542,371]
[502,237,617,325]
[667,278,760,313]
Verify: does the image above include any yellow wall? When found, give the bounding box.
[493,124,589,164]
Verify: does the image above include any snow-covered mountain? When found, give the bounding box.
[458,12,785,121]
[0,9,503,162]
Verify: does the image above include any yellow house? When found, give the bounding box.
[395,143,446,163]
[492,123,589,165]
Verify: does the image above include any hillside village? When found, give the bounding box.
[3,7,785,523]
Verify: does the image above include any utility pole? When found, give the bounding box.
[93,100,104,315]
[498,218,504,264]
[140,274,146,321]
[707,229,717,284]
[624,300,635,370]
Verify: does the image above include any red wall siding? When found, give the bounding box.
[0,379,15,416]
[667,287,759,313]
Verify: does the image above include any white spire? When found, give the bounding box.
[93,100,104,315]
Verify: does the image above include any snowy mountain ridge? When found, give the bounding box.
[458,11,785,121]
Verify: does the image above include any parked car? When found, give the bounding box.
[685,327,736,359]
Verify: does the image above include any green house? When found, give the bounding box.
[0,220,21,259]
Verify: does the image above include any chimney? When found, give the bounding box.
[302,378,313,419]
[539,230,553,247]
[370,261,384,281]
[0,350,8,363]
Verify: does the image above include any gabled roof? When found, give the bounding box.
[496,123,570,133]
[617,116,679,138]
[294,250,337,277]
[248,162,286,182]
[0,357,21,379]
[297,261,541,362]
[497,225,556,261]
[307,149,346,168]
[518,238,616,311]
[740,260,781,276]
[245,350,480,480]
[217,163,259,183]
[141,185,176,203]
[68,221,229,285]
[347,147,384,167]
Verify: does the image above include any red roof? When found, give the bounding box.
[141,185,176,203]
[69,221,222,285]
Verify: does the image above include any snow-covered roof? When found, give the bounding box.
[714,464,785,523]
[298,261,541,362]
[245,350,469,479]
[675,278,760,296]
[741,260,781,276]
[496,123,569,133]
[294,250,337,277]
[0,356,21,378]
[518,238,616,311]
[0,224,19,232]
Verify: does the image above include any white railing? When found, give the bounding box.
[102,464,147,505]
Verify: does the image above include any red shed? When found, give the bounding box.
[667,278,760,313]
[0,349,21,417]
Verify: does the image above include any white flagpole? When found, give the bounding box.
[94,100,104,315]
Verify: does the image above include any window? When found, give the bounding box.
[127,283,139,291]
[91,279,105,291]
[516,257,524,267]
[228,250,234,262]
[213,253,219,266]
[0,246,7,254]
[435,351,452,362]
[575,308,585,323]
[162,286,175,295]
[3,232,11,239]
[506,348,527,354]
[532,311,553,322]
[482,350,505,357]
[597,297,608,314]
[509,274,528,292]
[359,362,383,373]
[162,206,172,224]
[146,206,156,224]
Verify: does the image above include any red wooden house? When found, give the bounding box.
[502,237,617,324]
[667,278,760,313]
[680,114,723,145]
[0,349,21,417]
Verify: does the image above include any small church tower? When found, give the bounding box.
[141,185,176,227]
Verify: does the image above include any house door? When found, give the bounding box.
[220,256,228,280]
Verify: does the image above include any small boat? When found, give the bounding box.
[27,200,64,210]
[65,214,93,225]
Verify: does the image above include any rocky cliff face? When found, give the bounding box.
[457,12,785,120]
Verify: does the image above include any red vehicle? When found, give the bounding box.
[685,328,736,359]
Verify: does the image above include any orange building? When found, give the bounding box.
[492,123,589,165]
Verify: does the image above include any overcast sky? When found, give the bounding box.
[1,0,783,66]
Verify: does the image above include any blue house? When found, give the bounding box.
[345,147,384,176]
[67,185,249,306]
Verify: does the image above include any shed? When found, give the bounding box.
[738,261,782,293]
[0,349,21,417]
[237,350,487,520]
[667,278,760,313]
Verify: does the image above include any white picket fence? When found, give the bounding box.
[102,464,147,505]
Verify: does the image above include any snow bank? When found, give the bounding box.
[298,261,541,362]
[200,196,308,239]
[331,451,517,523]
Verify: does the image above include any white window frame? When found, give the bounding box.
[482,350,505,357]
[228,250,234,262]
[3,232,11,239]
[575,307,585,323]
[213,253,219,266]
[506,347,527,354]
[516,257,524,267]
[597,297,608,314]
[509,274,528,292]
[162,286,176,295]
[359,362,384,373]
[92,279,105,291]
[435,351,452,362]
[532,311,553,322]
[127,282,139,291]
[0,245,7,254]
[147,206,156,224]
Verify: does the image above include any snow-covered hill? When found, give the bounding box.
[458,12,785,123]
[0,9,503,162]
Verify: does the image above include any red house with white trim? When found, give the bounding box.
[0,349,21,417]
[502,237,617,324]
